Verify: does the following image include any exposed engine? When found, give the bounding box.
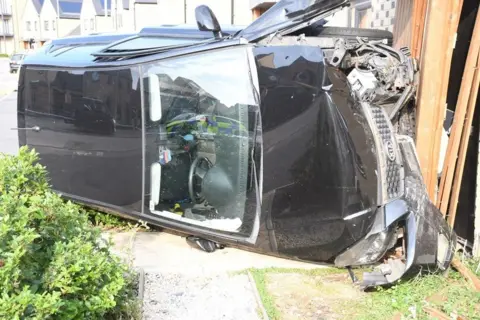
[331,37,418,120]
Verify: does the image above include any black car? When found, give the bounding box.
[16,0,456,289]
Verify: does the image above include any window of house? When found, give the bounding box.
[34,21,37,31]
[84,19,88,31]
[117,14,123,28]
[44,21,49,31]
[353,1,372,29]
[26,21,31,31]
[90,18,94,30]
[52,20,56,31]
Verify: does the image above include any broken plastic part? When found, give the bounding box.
[335,228,395,267]
[346,267,359,283]
[185,236,224,253]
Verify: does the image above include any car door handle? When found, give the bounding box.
[11,126,41,132]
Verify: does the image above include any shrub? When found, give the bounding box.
[0,147,141,319]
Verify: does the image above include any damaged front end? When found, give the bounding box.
[330,36,418,121]
[331,38,456,289]
[335,136,456,289]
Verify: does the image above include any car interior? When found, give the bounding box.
[147,72,258,233]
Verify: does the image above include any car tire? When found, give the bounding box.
[297,24,394,46]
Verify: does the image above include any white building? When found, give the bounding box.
[0,0,15,54]
[40,0,82,42]
[80,0,114,35]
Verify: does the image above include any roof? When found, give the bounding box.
[93,0,112,16]
[65,24,81,37]
[32,0,45,14]
[21,24,244,68]
[52,0,82,19]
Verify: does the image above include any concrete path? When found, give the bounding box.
[106,231,323,320]
[0,92,19,155]
[0,58,19,97]
[108,231,322,274]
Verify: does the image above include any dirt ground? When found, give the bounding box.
[266,272,365,320]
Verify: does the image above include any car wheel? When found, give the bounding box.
[297,24,394,46]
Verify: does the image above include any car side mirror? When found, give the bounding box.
[195,5,222,39]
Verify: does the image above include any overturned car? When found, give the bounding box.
[16,0,456,289]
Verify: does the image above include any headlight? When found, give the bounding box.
[335,229,396,267]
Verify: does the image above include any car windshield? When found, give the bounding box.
[144,47,261,235]
[108,37,201,51]
[11,54,24,61]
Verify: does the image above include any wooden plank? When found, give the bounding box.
[438,8,480,215]
[415,0,464,200]
[422,307,450,320]
[451,258,480,291]
[447,50,480,227]
[429,0,465,202]
[475,115,480,257]
[411,0,428,60]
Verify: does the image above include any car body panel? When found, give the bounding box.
[18,67,143,213]
[17,43,385,263]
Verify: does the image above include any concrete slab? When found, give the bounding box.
[0,58,19,98]
[125,231,323,275]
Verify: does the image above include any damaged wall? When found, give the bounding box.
[443,0,480,242]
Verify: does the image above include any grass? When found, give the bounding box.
[246,266,480,320]
[85,207,150,232]
[237,267,347,320]
[357,273,478,319]
[465,256,480,276]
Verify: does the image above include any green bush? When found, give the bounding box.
[0,147,141,319]
[0,53,9,58]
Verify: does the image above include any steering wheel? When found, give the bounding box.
[188,156,213,204]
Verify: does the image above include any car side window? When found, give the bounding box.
[143,47,261,235]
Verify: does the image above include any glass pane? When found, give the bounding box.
[22,67,143,212]
[143,47,260,235]
[110,37,201,51]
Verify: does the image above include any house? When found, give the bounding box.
[12,0,30,51]
[112,0,159,32]
[80,0,113,35]
[250,0,397,31]
[0,0,15,54]
[19,0,43,50]
[110,0,252,33]
[40,0,81,42]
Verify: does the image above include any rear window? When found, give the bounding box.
[11,54,24,61]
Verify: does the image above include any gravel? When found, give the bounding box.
[142,272,262,320]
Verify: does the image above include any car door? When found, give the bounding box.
[142,45,263,243]
[18,67,144,213]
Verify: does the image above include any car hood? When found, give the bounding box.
[236,0,350,42]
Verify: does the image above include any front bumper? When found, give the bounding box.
[334,135,457,288]
[9,63,20,71]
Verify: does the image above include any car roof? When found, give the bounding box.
[44,24,244,47]
[21,24,245,68]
